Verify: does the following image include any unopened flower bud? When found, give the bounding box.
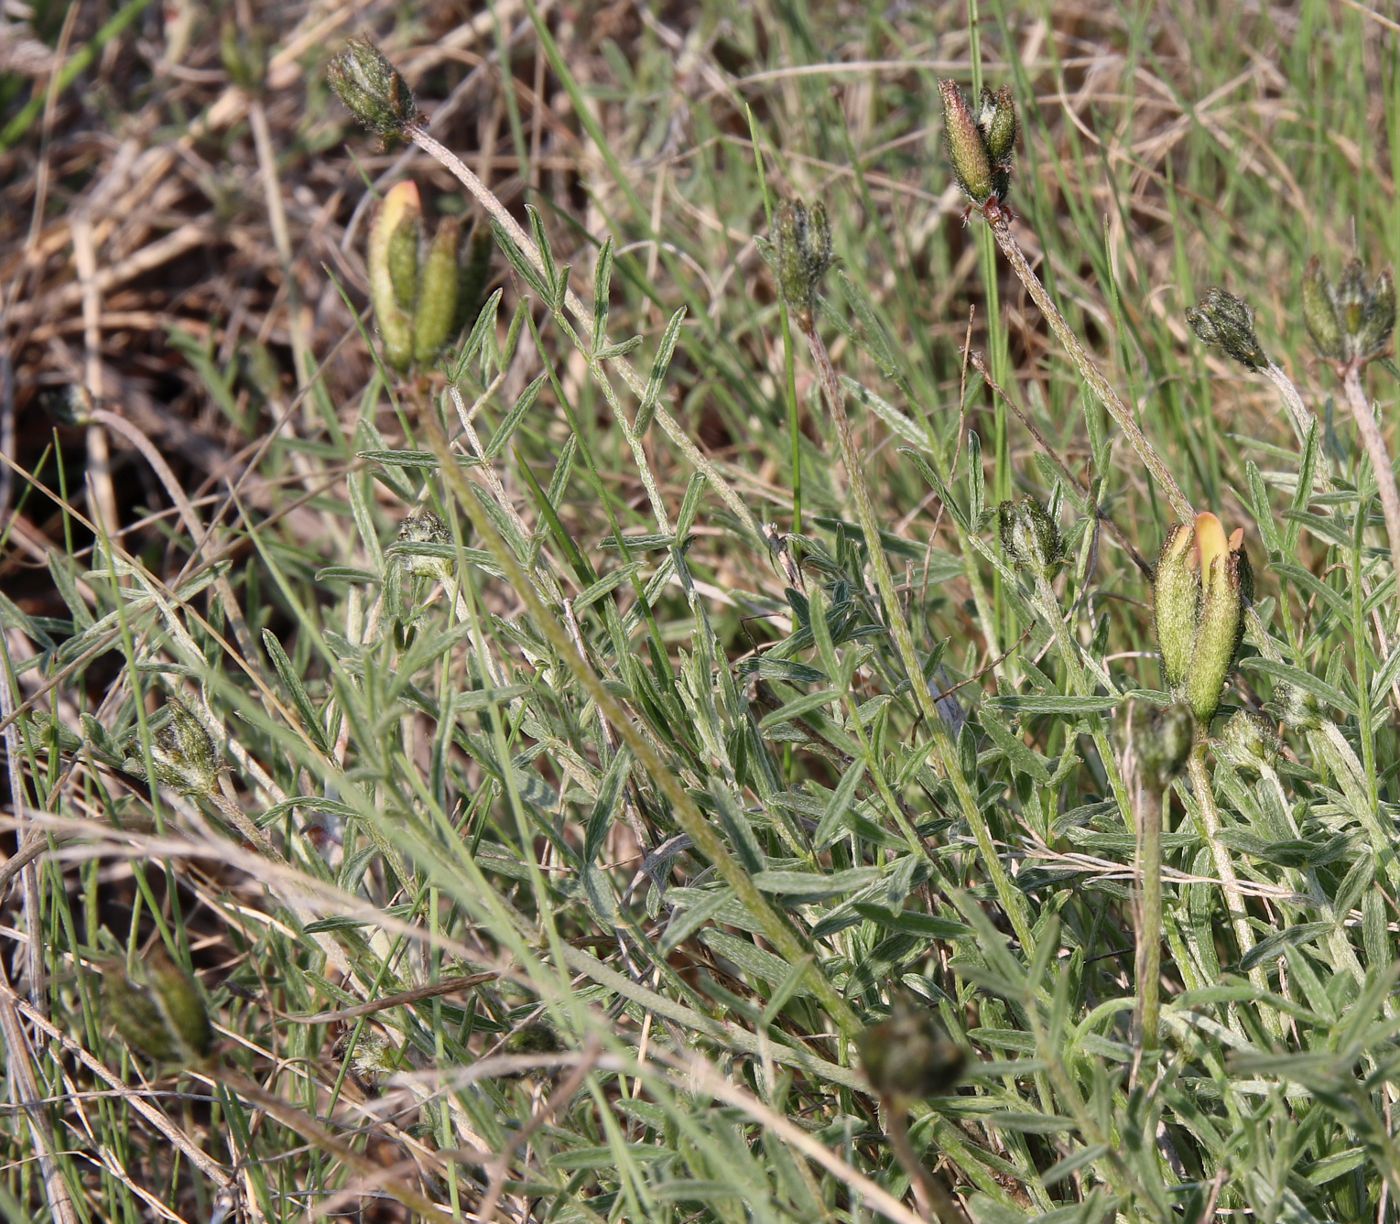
[1302,257,1395,367]
[124,701,220,797]
[1215,709,1279,775]
[1302,257,1345,362]
[1153,514,1250,727]
[326,38,415,138]
[369,181,421,371]
[857,998,966,1099]
[773,199,832,331]
[940,80,995,204]
[997,497,1064,579]
[1152,522,1197,692]
[395,510,455,582]
[1186,289,1268,371]
[1118,699,1193,791]
[980,85,1018,162]
[339,1030,404,1088]
[1187,513,1249,727]
[413,217,462,364]
[103,949,213,1064]
[1267,683,1321,732]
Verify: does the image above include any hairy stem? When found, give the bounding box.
[1132,775,1164,1057]
[885,1102,972,1224]
[1186,745,1273,1023]
[1340,364,1400,612]
[988,218,1193,521]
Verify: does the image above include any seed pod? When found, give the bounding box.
[1186,288,1267,370]
[1152,522,1198,692]
[857,998,966,1100]
[940,80,995,204]
[369,182,421,371]
[413,217,462,365]
[326,38,415,138]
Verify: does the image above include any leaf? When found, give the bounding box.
[813,759,866,849]
[635,307,686,434]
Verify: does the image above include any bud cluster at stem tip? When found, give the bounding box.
[368,182,486,371]
[1302,256,1395,369]
[1186,288,1268,371]
[326,37,416,138]
[997,497,1064,580]
[103,948,214,1064]
[123,700,220,797]
[1153,512,1251,728]
[1118,699,1193,791]
[939,80,1017,209]
[856,997,967,1100]
[772,199,832,332]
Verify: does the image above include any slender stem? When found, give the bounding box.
[885,1101,971,1224]
[975,354,1150,577]
[988,218,1194,522]
[1031,572,1133,831]
[1132,775,1164,1057]
[1261,361,1321,458]
[1340,365,1400,612]
[801,323,1034,953]
[1186,745,1272,1017]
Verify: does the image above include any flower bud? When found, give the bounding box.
[339,1030,404,1088]
[1302,257,1395,367]
[1302,257,1345,362]
[1359,269,1395,362]
[124,701,220,797]
[1152,522,1197,692]
[940,80,995,204]
[1267,682,1321,732]
[326,38,415,138]
[1215,709,1279,775]
[1186,513,1248,726]
[368,181,421,371]
[395,510,455,582]
[103,949,213,1064]
[413,217,462,365]
[1118,699,1194,791]
[997,497,1064,580]
[857,998,966,1099]
[773,199,832,331]
[1186,288,1267,370]
[1152,514,1249,726]
[980,85,1018,162]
